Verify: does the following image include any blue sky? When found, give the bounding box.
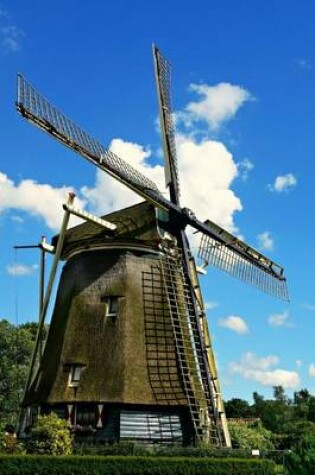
[1,0,315,403]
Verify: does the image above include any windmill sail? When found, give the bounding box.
[153,45,180,204]
[198,221,288,301]
[16,73,288,301]
[16,75,161,200]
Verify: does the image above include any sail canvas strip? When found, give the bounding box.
[198,234,289,301]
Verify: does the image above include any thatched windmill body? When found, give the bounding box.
[16,46,288,446]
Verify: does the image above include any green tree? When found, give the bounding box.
[308,396,315,422]
[286,432,315,475]
[251,389,293,434]
[281,420,315,450]
[225,398,253,418]
[228,419,274,450]
[252,391,265,418]
[273,385,287,403]
[0,319,36,426]
[26,413,73,455]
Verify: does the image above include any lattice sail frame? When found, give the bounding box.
[153,46,180,201]
[198,231,288,301]
[16,73,288,301]
[17,75,160,197]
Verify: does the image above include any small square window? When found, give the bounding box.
[101,296,119,319]
[69,365,83,387]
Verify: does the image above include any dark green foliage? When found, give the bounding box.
[225,398,253,418]
[0,320,38,427]
[75,441,251,457]
[26,413,73,455]
[0,455,276,475]
[286,432,315,474]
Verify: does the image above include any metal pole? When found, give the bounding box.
[38,236,46,359]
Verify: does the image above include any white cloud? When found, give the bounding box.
[296,360,303,368]
[1,25,24,52]
[82,136,243,235]
[3,78,249,239]
[302,303,315,311]
[268,173,297,193]
[81,138,164,215]
[268,310,293,328]
[230,352,300,388]
[11,215,24,224]
[257,231,274,251]
[205,301,219,311]
[1,132,242,237]
[179,82,252,130]
[0,172,84,230]
[218,315,249,335]
[238,158,254,181]
[6,263,38,276]
[177,136,242,231]
[309,364,315,378]
[297,59,311,71]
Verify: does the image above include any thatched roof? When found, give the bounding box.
[53,201,169,260]
[24,203,187,408]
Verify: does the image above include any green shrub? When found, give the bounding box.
[228,419,274,450]
[0,454,276,475]
[26,413,73,455]
[286,432,315,474]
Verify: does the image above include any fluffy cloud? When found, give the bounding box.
[81,138,164,215]
[268,173,297,193]
[179,83,252,130]
[205,301,219,311]
[6,263,38,276]
[268,310,293,328]
[11,215,24,224]
[1,25,24,52]
[230,352,300,388]
[218,315,249,335]
[2,80,250,237]
[0,172,84,230]
[82,136,242,234]
[302,303,315,311]
[257,231,274,251]
[238,158,254,181]
[309,364,315,378]
[0,136,243,235]
[297,59,311,71]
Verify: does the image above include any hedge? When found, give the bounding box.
[0,455,276,475]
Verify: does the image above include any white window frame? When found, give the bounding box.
[69,365,83,387]
[102,296,119,319]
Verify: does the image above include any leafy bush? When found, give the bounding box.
[286,432,315,474]
[0,455,276,475]
[228,419,274,450]
[26,413,73,455]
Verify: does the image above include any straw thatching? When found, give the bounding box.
[24,202,188,409]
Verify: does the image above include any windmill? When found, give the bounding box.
[16,45,288,446]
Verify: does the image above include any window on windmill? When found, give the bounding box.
[69,365,83,387]
[101,296,119,319]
